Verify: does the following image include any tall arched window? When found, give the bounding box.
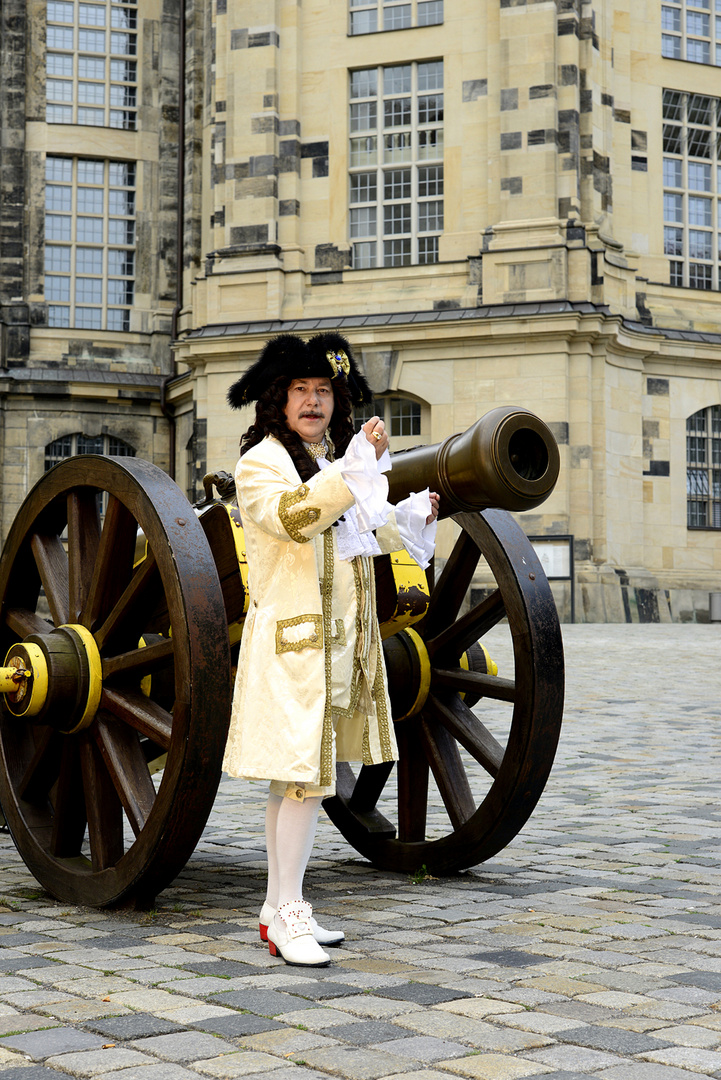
[687,405,721,528]
[45,433,135,471]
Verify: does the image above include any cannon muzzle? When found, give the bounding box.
[387,406,559,517]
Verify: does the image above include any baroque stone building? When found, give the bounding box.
[2,0,721,620]
[171,0,721,622]
[0,0,179,542]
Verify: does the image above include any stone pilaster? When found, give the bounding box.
[0,0,29,363]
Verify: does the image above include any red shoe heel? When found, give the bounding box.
[268,939,279,957]
[259,922,269,942]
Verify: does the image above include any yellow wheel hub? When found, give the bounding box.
[1,643,48,717]
[3,624,103,734]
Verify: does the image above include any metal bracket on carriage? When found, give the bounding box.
[193,470,237,509]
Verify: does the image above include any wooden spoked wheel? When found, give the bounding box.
[0,456,231,907]
[324,509,565,875]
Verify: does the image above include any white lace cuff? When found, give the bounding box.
[335,509,383,560]
[340,431,391,534]
[393,488,437,569]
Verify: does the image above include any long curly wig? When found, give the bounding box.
[240,375,356,482]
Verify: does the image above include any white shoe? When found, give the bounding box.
[259,900,345,946]
[267,900,330,967]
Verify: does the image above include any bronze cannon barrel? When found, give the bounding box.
[386,405,560,518]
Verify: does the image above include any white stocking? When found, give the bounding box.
[264,792,283,909]
[271,794,322,909]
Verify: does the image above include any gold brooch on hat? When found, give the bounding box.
[326,349,350,378]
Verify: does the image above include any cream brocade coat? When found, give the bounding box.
[222,435,401,789]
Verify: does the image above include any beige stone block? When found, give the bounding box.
[400,361,455,405]
[682,546,716,572]
[435,1054,552,1079]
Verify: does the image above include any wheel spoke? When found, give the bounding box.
[420,712,476,829]
[50,740,86,857]
[5,607,53,640]
[349,762,394,813]
[81,495,139,632]
[94,713,156,837]
[432,666,516,703]
[420,530,479,637]
[67,490,101,623]
[94,551,161,654]
[30,534,69,627]
[325,763,396,839]
[396,721,428,843]
[79,736,124,871]
[101,687,172,750]
[429,693,504,777]
[102,637,174,681]
[17,728,62,804]
[0,454,233,908]
[427,588,506,661]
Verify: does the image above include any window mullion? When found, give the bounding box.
[375,63,381,267]
[102,162,108,328]
[710,413,716,522]
[70,158,78,325]
[411,63,418,264]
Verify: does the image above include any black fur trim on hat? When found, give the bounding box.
[227,334,311,409]
[227,331,373,409]
[306,332,372,406]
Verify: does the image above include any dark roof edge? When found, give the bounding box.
[182,302,721,346]
[0,369,165,386]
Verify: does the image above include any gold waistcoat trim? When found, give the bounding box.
[371,630,395,763]
[320,528,335,787]
[275,615,323,654]
[331,556,364,721]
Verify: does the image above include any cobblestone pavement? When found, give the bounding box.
[0,624,718,1079]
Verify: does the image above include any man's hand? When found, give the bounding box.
[362,416,389,460]
[426,492,440,525]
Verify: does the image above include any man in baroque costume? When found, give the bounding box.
[223,333,439,966]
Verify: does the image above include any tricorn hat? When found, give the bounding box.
[227,332,372,409]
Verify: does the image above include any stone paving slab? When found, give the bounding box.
[0,1025,106,1058]
[0,626,720,1078]
[0,1068,76,1080]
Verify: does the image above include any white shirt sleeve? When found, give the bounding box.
[323,434,436,565]
[338,430,392,534]
[392,488,437,569]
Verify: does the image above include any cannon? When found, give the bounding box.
[0,406,564,907]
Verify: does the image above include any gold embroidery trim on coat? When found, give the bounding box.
[362,712,372,765]
[372,632,395,762]
[330,619,346,647]
[275,615,323,654]
[320,528,335,787]
[332,556,364,720]
[362,557,394,766]
[279,484,321,544]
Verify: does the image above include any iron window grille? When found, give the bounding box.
[686,405,721,528]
